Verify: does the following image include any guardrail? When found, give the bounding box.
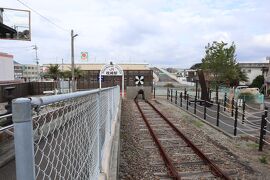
[12,86,120,180]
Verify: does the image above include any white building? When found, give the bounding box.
[0,52,14,82]
[238,63,268,85]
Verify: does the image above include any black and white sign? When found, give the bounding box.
[135,76,144,85]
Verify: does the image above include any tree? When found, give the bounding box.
[250,75,264,88]
[201,41,247,87]
[45,64,61,80]
[60,67,84,80]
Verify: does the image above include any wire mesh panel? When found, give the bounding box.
[11,86,121,180]
[33,93,99,180]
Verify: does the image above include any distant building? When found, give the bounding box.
[43,63,153,89]
[0,52,14,82]
[238,63,268,85]
[13,61,41,81]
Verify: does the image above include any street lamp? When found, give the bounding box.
[71,29,78,92]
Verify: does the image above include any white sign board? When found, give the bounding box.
[100,64,123,76]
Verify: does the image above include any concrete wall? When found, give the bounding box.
[126,86,152,100]
[0,53,14,82]
[241,67,263,85]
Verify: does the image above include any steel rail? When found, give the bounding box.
[135,100,180,180]
[146,100,231,180]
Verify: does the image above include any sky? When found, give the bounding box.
[0,0,270,68]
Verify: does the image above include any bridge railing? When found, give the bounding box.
[12,86,120,180]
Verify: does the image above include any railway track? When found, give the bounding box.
[135,99,232,180]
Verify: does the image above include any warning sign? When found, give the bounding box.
[81,52,88,61]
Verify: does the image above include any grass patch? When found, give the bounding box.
[259,156,268,164]
[192,120,204,128]
[246,143,259,149]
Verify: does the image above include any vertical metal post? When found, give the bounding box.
[186,94,189,110]
[231,97,234,117]
[234,104,238,136]
[204,100,207,120]
[97,90,101,171]
[215,85,218,104]
[184,88,187,100]
[242,100,245,124]
[224,93,227,111]
[175,91,177,104]
[195,80,198,99]
[13,98,35,180]
[180,92,182,107]
[171,89,173,102]
[167,88,169,100]
[194,95,197,114]
[259,115,267,151]
[209,89,212,100]
[154,87,156,99]
[216,102,220,126]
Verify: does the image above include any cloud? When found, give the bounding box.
[0,0,270,68]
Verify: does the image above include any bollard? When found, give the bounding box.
[242,100,245,124]
[259,115,267,151]
[224,93,227,111]
[175,91,178,104]
[180,92,183,107]
[231,97,234,117]
[186,94,189,111]
[194,96,197,114]
[171,89,173,102]
[216,102,220,126]
[234,104,238,136]
[204,100,207,120]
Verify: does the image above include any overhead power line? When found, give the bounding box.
[16,0,69,32]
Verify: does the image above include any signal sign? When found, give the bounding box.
[135,76,144,86]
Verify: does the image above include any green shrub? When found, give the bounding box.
[259,156,268,164]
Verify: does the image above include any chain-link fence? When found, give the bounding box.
[12,86,120,180]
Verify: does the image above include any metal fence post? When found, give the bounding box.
[186,94,189,111]
[13,98,35,180]
[242,100,245,124]
[171,89,173,102]
[216,102,220,126]
[204,100,207,120]
[184,88,187,100]
[167,88,169,100]
[209,89,212,100]
[224,93,227,111]
[231,97,234,117]
[97,90,101,171]
[259,115,267,151]
[180,92,183,107]
[234,104,238,136]
[154,87,156,99]
[175,91,177,104]
[194,95,197,114]
[215,85,218,104]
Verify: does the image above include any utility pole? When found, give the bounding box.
[32,45,39,81]
[71,30,78,92]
